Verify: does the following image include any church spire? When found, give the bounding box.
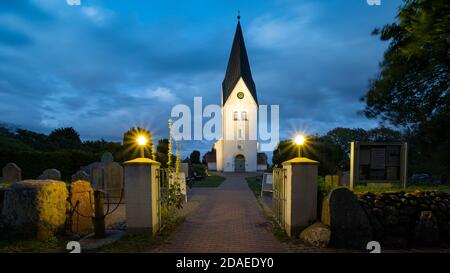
[222,16,257,105]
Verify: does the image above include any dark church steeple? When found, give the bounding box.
[222,16,257,105]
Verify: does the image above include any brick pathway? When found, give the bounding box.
[152,172,287,253]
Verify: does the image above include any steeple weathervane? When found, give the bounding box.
[237,10,241,21]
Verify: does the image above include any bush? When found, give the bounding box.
[191,164,207,177]
[0,149,98,181]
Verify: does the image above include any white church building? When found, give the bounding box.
[206,17,267,173]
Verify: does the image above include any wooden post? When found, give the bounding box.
[93,190,105,238]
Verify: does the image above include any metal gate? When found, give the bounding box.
[273,167,287,231]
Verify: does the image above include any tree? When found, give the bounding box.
[48,127,81,149]
[324,127,368,155]
[157,139,169,154]
[367,127,402,142]
[189,150,201,164]
[362,0,450,179]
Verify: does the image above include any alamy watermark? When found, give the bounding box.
[170,97,279,151]
[66,0,81,5]
[367,0,381,6]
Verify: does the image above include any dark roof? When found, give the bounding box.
[222,20,257,105]
[205,151,216,163]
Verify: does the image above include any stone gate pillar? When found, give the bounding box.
[124,158,161,235]
[282,157,319,237]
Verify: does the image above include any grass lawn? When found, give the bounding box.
[352,184,450,193]
[190,174,225,187]
[0,236,69,253]
[245,176,263,197]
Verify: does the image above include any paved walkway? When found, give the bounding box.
[153,172,287,253]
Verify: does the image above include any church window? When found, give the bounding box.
[238,128,243,139]
[233,111,239,120]
[241,111,247,120]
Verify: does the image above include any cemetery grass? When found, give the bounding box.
[190,174,225,187]
[0,236,68,253]
[245,176,263,197]
[98,216,185,253]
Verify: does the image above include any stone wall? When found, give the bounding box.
[358,191,450,247]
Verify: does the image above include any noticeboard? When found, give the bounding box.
[350,142,408,188]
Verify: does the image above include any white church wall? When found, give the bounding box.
[219,78,258,172]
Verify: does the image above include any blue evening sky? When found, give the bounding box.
[0,0,402,158]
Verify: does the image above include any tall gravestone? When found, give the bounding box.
[322,187,373,249]
[104,162,124,201]
[2,163,21,183]
[101,152,114,164]
[70,180,94,235]
[91,167,104,189]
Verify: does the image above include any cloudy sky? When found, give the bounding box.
[0,0,402,157]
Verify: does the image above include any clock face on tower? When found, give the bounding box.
[237,92,244,99]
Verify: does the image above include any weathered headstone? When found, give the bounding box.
[81,162,101,177]
[322,187,373,249]
[101,152,114,164]
[103,162,123,200]
[71,170,90,182]
[38,169,61,180]
[69,181,94,235]
[91,167,104,189]
[1,180,68,240]
[2,163,21,183]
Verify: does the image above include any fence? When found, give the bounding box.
[272,167,287,231]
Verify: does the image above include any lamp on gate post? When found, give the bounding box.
[137,135,148,158]
[294,134,306,157]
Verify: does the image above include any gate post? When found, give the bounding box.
[123,158,161,235]
[282,157,319,237]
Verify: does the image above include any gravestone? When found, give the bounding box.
[70,181,94,235]
[2,180,68,240]
[103,162,123,200]
[81,162,101,177]
[91,167,104,189]
[71,170,90,183]
[2,163,21,183]
[101,152,114,164]
[38,169,61,180]
[322,187,373,249]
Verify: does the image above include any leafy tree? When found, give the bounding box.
[272,137,345,175]
[157,139,169,154]
[48,127,81,149]
[15,129,56,151]
[362,0,450,179]
[324,127,368,155]
[367,127,402,142]
[189,150,201,164]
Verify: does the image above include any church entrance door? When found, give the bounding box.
[234,154,246,172]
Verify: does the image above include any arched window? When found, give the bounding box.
[241,111,247,120]
[233,111,239,120]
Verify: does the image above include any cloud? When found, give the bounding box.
[0,0,402,157]
[140,87,177,103]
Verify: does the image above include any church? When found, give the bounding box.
[206,17,268,173]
